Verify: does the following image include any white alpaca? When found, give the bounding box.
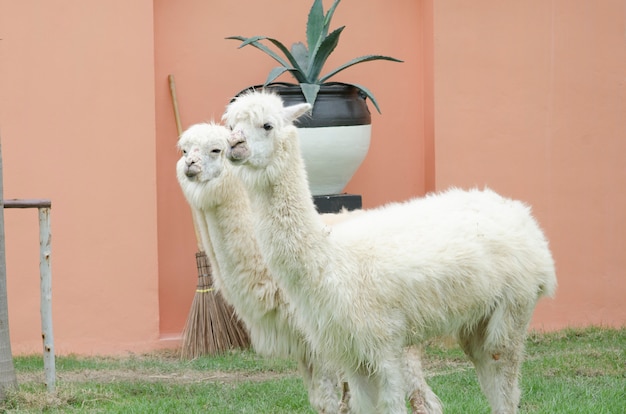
[223,91,557,414]
[176,123,441,413]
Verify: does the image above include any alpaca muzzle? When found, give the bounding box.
[184,160,201,178]
[227,133,249,163]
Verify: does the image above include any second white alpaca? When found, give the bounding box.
[224,91,557,414]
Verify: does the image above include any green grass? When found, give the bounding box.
[2,327,624,413]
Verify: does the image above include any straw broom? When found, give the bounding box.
[169,75,250,358]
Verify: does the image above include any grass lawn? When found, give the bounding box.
[2,326,624,413]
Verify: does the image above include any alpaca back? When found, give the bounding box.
[327,187,556,341]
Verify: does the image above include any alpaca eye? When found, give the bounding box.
[182,149,187,155]
[263,123,273,131]
[211,148,222,154]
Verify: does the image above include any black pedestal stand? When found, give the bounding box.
[313,194,362,214]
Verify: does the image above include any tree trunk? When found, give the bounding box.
[0,137,18,399]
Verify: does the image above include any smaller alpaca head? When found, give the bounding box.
[176,123,229,183]
[222,90,311,168]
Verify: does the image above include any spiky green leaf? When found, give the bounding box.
[306,0,325,52]
[264,67,294,85]
[323,0,342,36]
[319,55,404,84]
[226,36,292,68]
[346,82,383,114]
[299,83,321,107]
[226,36,308,83]
[265,38,308,82]
[307,26,344,83]
[290,42,310,75]
[238,36,268,48]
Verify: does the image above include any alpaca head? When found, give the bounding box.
[222,90,311,168]
[176,123,231,207]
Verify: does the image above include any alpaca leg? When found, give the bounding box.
[298,358,347,413]
[311,362,341,413]
[459,318,526,414]
[345,369,380,414]
[403,346,442,414]
[298,357,340,413]
[338,381,351,414]
[296,358,317,410]
[372,356,412,414]
[473,346,523,414]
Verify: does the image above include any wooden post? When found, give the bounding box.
[38,207,54,392]
[4,199,54,392]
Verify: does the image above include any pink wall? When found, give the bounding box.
[1,1,161,354]
[433,0,626,329]
[1,0,623,356]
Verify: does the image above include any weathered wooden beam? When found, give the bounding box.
[2,199,52,209]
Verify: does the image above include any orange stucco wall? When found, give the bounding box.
[1,1,160,354]
[433,0,626,329]
[1,0,624,356]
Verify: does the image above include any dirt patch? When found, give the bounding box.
[18,369,297,385]
[18,360,471,387]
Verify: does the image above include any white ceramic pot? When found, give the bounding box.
[298,125,372,196]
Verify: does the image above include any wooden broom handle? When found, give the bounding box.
[169,74,204,252]
[168,75,184,137]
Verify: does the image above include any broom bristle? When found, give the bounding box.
[181,252,250,359]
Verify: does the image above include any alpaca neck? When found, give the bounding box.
[201,169,311,359]
[202,170,271,300]
[245,133,332,290]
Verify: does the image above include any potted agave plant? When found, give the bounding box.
[227,0,402,196]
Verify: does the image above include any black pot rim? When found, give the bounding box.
[232,82,371,128]
[234,82,365,98]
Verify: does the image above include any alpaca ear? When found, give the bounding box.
[284,103,312,123]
